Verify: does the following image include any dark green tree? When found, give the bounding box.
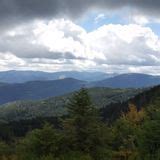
[18,123,63,159]
[63,88,110,159]
[138,120,160,160]
[138,97,160,160]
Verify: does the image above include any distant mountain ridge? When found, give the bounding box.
[1,85,159,122]
[0,70,113,83]
[0,72,159,105]
[0,78,85,105]
[92,73,160,88]
[0,87,141,121]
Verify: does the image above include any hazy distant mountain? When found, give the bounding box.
[0,83,7,87]
[0,70,113,83]
[92,73,160,88]
[0,78,85,105]
[0,72,159,105]
[0,87,141,121]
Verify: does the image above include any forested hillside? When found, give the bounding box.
[0,73,159,105]
[102,85,160,121]
[0,78,85,104]
[0,86,160,159]
[0,87,140,121]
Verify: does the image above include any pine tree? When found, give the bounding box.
[18,123,63,158]
[63,88,107,159]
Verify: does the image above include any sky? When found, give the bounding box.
[0,0,160,75]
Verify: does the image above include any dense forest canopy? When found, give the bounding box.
[0,86,160,160]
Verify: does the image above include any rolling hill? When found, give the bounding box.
[0,78,85,105]
[0,73,159,105]
[101,85,160,122]
[92,73,160,88]
[0,85,159,122]
[0,70,112,83]
[0,87,141,121]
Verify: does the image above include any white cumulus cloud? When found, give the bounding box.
[0,19,160,74]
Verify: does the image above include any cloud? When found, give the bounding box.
[130,14,160,26]
[132,15,149,25]
[94,14,106,23]
[0,52,26,70]
[1,0,160,29]
[33,19,87,59]
[87,24,160,66]
[0,18,160,74]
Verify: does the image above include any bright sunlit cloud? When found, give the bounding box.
[0,18,160,74]
[1,0,160,74]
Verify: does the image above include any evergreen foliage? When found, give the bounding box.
[0,86,160,160]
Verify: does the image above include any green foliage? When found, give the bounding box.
[58,151,93,160]
[0,87,140,121]
[0,86,160,160]
[137,96,160,160]
[111,106,140,159]
[138,120,160,159]
[0,141,11,155]
[63,88,110,159]
[18,123,63,158]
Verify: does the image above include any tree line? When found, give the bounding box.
[0,88,160,160]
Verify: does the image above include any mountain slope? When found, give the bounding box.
[0,78,85,105]
[102,85,160,122]
[0,87,141,121]
[0,70,112,83]
[0,83,7,87]
[93,73,160,88]
[0,85,159,123]
[0,72,159,105]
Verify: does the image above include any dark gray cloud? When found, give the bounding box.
[1,0,160,28]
